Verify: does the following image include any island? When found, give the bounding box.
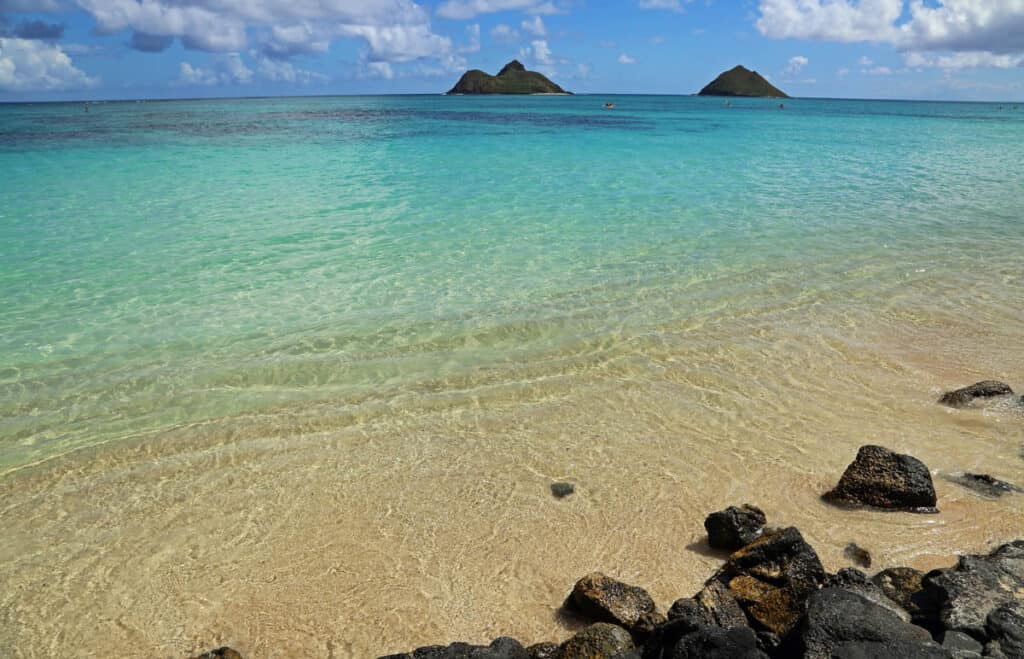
[446,60,569,95]
[698,65,789,98]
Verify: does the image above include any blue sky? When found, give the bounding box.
[1,0,1022,101]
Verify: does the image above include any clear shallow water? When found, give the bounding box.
[1,95,1023,656]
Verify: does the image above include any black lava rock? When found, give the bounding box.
[704,504,767,551]
[924,540,1024,639]
[798,587,947,659]
[946,473,1022,498]
[872,566,942,634]
[570,573,656,628]
[845,543,873,568]
[823,445,938,513]
[939,381,1014,408]
[670,625,768,659]
[555,623,633,659]
[695,526,826,636]
[551,482,575,498]
[381,638,528,659]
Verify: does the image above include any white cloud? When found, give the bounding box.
[757,0,1024,70]
[858,55,873,67]
[639,0,683,11]
[490,23,519,43]
[785,54,808,74]
[256,56,325,83]
[0,37,97,91]
[68,0,463,78]
[865,65,892,75]
[617,53,636,64]
[436,0,558,20]
[362,60,394,79]
[837,66,850,77]
[176,52,253,86]
[904,50,1024,70]
[526,38,552,65]
[521,15,545,37]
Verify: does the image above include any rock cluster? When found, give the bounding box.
[380,490,1024,659]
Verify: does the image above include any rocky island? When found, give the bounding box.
[699,65,789,98]
[447,60,569,95]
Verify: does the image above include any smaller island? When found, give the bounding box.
[698,65,789,98]
[447,60,569,95]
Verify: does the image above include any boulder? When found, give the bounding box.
[939,381,1014,408]
[828,640,953,658]
[924,541,1024,639]
[704,505,767,551]
[798,587,947,659]
[570,573,656,628]
[825,568,911,623]
[191,650,242,659]
[872,566,942,633]
[555,623,633,659]
[669,625,768,659]
[823,445,938,513]
[985,601,1024,659]
[946,473,1022,498]
[380,638,528,659]
[695,526,826,636]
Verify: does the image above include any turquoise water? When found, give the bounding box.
[2,95,1023,471]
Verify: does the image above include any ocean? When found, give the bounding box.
[1,94,1022,656]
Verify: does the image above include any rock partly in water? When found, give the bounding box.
[380,638,529,659]
[191,649,243,659]
[697,65,789,98]
[570,573,656,628]
[985,601,1024,659]
[844,543,873,569]
[447,60,568,95]
[939,381,1014,408]
[946,473,1022,498]
[924,540,1024,640]
[704,504,767,551]
[696,526,826,637]
[551,482,576,498]
[872,566,942,633]
[670,625,768,659]
[823,445,938,513]
[798,587,947,659]
[555,623,633,659]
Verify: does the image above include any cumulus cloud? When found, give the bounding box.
[785,55,808,75]
[521,15,545,37]
[257,56,326,83]
[757,0,1024,70]
[436,0,561,20]
[0,37,98,91]
[68,0,462,78]
[176,52,252,86]
[617,53,636,64]
[460,23,480,52]
[904,51,1024,70]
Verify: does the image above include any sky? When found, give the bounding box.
[0,0,1022,102]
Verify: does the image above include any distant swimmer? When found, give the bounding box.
[604,102,615,109]
[83,103,89,112]
[725,101,732,107]
[779,103,785,109]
